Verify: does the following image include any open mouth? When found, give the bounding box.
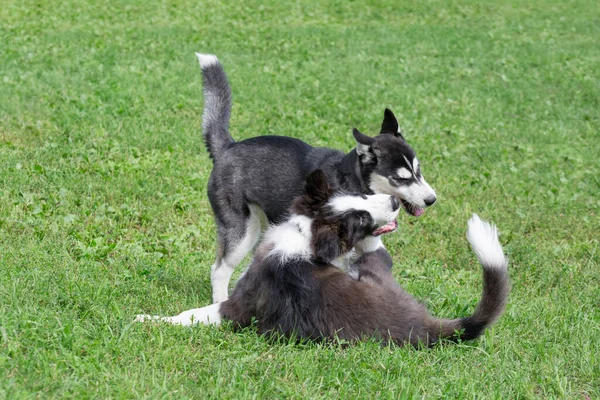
[400,199,424,217]
[372,220,398,236]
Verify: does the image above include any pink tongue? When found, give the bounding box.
[412,207,424,217]
[372,220,398,236]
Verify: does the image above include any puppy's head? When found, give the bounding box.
[292,170,400,264]
[353,109,437,217]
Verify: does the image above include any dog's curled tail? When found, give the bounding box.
[195,53,235,161]
[434,214,510,342]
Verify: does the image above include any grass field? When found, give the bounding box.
[1,0,599,398]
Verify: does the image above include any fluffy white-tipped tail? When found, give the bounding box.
[466,213,508,270]
[195,51,234,161]
[195,53,219,69]
[432,213,510,342]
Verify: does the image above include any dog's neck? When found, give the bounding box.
[263,214,313,262]
[262,212,381,277]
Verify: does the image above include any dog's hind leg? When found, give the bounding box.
[211,204,263,303]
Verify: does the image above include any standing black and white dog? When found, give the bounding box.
[136,170,509,347]
[197,54,437,302]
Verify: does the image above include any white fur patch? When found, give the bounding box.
[135,302,223,326]
[195,53,219,69]
[354,235,385,254]
[288,214,313,236]
[397,168,412,179]
[368,173,394,195]
[369,172,436,208]
[466,214,508,270]
[401,178,436,206]
[264,214,312,262]
[413,158,420,174]
[329,194,399,227]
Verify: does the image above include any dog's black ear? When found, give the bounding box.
[353,127,374,146]
[305,169,332,204]
[353,128,377,162]
[380,108,404,139]
[312,226,341,264]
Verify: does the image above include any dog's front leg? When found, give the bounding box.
[353,237,395,285]
[355,248,395,285]
[342,236,388,279]
[135,303,223,326]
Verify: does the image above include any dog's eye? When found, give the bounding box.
[389,176,409,186]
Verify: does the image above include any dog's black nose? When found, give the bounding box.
[390,196,400,211]
[424,195,436,207]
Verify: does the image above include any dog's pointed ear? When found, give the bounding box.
[353,128,376,162]
[305,169,332,204]
[380,108,404,139]
[312,226,341,264]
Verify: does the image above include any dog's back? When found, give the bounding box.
[208,135,343,222]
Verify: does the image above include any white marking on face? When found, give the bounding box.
[413,158,420,175]
[397,168,412,179]
[402,155,414,173]
[328,194,399,227]
[401,179,436,206]
[369,172,436,208]
[264,214,313,262]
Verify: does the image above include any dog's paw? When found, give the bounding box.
[134,314,159,323]
[346,266,360,280]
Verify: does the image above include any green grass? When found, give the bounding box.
[1,0,599,397]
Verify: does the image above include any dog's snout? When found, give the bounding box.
[424,195,436,207]
[390,196,400,211]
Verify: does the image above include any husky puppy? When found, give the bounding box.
[136,170,509,347]
[197,54,437,302]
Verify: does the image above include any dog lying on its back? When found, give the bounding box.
[136,170,510,347]
[196,54,437,302]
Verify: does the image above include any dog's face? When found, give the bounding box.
[292,170,400,263]
[354,109,437,217]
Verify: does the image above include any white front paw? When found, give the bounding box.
[134,314,154,323]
